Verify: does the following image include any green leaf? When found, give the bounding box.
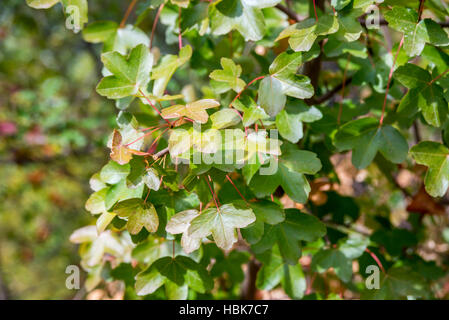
[385,7,449,57]
[331,0,351,10]
[135,256,213,297]
[188,204,256,250]
[211,0,265,41]
[208,248,250,282]
[105,179,144,210]
[209,58,246,93]
[135,264,166,296]
[336,14,363,42]
[126,157,146,188]
[210,109,241,129]
[394,64,432,88]
[257,76,286,117]
[97,44,153,99]
[245,200,285,225]
[100,160,131,185]
[276,109,303,143]
[311,248,352,282]
[324,36,367,58]
[273,73,314,100]
[249,146,322,203]
[242,0,282,8]
[277,15,339,52]
[151,45,192,97]
[269,51,305,75]
[395,64,448,127]
[362,267,429,299]
[410,141,449,197]
[256,245,306,299]
[252,209,326,264]
[334,117,409,169]
[338,235,369,260]
[232,96,269,127]
[268,51,314,101]
[61,0,88,32]
[143,168,161,191]
[26,0,59,9]
[85,188,108,215]
[162,99,220,124]
[82,21,118,43]
[111,198,159,234]
[279,19,317,52]
[171,0,189,8]
[166,209,202,253]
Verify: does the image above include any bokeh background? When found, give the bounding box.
[0,0,121,299]
[2,0,449,300]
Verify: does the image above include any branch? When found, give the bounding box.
[240,258,261,300]
[418,0,426,21]
[152,147,169,160]
[308,77,353,105]
[275,4,449,27]
[275,4,303,21]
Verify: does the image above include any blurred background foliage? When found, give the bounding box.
[2,0,449,300]
[0,0,117,299]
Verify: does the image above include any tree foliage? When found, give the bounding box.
[25,0,449,300]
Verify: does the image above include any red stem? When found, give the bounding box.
[150,3,165,50]
[229,75,265,108]
[119,0,138,28]
[365,248,386,273]
[148,127,169,150]
[125,127,160,147]
[225,174,248,203]
[144,188,151,203]
[379,36,404,127]
[312,0,319,22]
[429,68,449,85]
[205,176,220,212]
[138,89,171,125]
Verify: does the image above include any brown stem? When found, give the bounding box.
[412,121,421,144]
[303,0,324,104]
[308,77,353,105]
[418,0,426,21]
[275,4,302,21]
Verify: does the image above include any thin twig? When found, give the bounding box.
[138,89,171,125]
[149,3,165,50]
[225,174,248,203]
[418,0,426,21]
[309,78,353,105]
[119,0,138,28]
[379,36,404,127]
[205,176,220,212]
[365,248,386,273]
[229,76,265,107]
[152,147,169,160]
